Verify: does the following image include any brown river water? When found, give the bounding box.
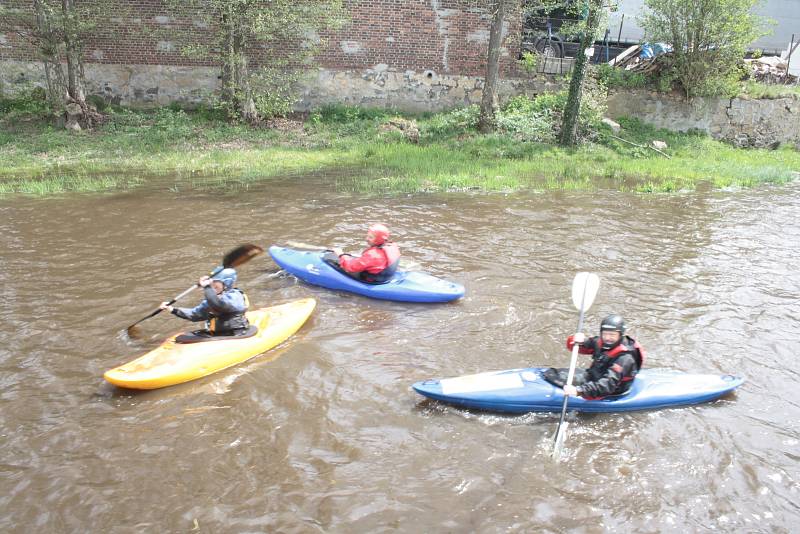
[1,176,799,533]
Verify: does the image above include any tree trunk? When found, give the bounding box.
[559,0,602,147]
[219,7,257,123]
[220,8,236,113]
[478,0,505,133]
[233,18,257,123]
[61,0,93,130]
[33,0,66,108]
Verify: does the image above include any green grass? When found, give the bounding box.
[1,105,798,196]
[739,81,800,99]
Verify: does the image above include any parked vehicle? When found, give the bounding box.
[522,0,798,59]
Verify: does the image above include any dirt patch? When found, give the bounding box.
[263,117,306,134]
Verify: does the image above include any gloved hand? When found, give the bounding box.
[563,385,579,397]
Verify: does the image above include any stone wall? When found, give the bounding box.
[0,59,561,111]
[297,66,562,111]
[607,90,800,148]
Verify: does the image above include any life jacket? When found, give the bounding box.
[207,289,250,335]
[361,242,401,284]
[589,335,645,384]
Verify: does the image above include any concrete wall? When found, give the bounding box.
[607,90,800,148]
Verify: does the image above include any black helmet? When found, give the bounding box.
[600,314,626,350]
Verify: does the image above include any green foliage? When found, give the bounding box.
[2,104,799,196]
[421,105,481,136]
[641,0,769,98]
[86,94,108,112]
[496,95,558,142]
[740,80,800,99]
[309,104,395,124]
[422,88,607,144]
[163,0,346,121]
[0,89,52,117]
[596,64,650,89]
[519,51,539,74]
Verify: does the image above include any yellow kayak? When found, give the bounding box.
[105,298,316,389]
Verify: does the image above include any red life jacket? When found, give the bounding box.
[362,242,401,283]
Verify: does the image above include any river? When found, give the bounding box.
[1,177,799,532]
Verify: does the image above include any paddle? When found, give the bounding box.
[126,244,264,335]
[285,240,331,252]
[552,272,600,458]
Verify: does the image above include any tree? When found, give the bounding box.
[165,0,345,123]
[559,0,603,147]
[641,0,767,98]
[478,0,507,133]
[2,1,102,129]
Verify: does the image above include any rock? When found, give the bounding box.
[65,102,83,131]
[651,140,668,150]
[734,133,750,148]
[379,118,420,143]
[65,102,82,115]
[601,118,621,133]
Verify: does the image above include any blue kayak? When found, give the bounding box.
[269,246,465,303]
[412,368,744,413]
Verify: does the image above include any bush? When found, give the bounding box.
[596,64,650,89]
[498,85,606,143]
[87,94,109,112]
[0,88,52,118]
[422,105,480,135]
[518,51,539,74]
[641,0,768,97]
[496,95,556,141]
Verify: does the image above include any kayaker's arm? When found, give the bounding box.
[566,334,595,355]
[577,353,638,398]
[338,248,384,273]
[203,286,246,313]
[172,300,210,322]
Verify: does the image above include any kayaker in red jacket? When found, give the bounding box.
[543,314,645,399]
[330,223,401,284]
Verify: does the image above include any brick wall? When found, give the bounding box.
[0,0,523,76]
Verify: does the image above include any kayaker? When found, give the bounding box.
[329,223,401,284]
[543,314,645,399]
[159,268,250,337]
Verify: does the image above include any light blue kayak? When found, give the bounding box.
[269,246,465,303]
[412,368,744,413]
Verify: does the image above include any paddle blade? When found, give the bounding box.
[571,272,600,312]
[552,421,569,459]
[222,244,264,268]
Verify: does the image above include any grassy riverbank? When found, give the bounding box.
[1,103,799,195]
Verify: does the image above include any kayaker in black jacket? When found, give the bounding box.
[159,268,250,336]
[543,314,645,399]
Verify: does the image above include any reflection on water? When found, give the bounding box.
[1,176,799,532]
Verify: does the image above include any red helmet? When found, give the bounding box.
[368,223,390,245]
